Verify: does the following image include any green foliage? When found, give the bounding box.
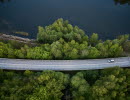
[51,41,63,59]
[96,43,108,58]
[87,47,100,59]
[26,46,52,59]
[0,19,129,59]
[123,41,130,53]
[91,67,129,100]
[81,70,99,85]
[70,67,130,100]
[0,42,8,58]
[108,43,123,57]
[0,70,69,100]
[0,67,130,100]
[8,40,25,49]
[0,35,127,60]
[71,72,90,100]
[117,34,129,45]
[37,18,85,43]
[89,33,99,46]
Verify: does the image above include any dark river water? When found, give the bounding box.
[0,0,130,39]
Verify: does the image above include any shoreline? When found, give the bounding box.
[0,33,37,45]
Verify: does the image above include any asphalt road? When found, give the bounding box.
[0,57,130,71]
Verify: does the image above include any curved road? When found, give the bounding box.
[0,57,130,71]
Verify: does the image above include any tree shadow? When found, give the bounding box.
[114,0,130,5]
[0,0,11,3]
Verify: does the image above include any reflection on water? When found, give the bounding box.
[0,0,130,5]
[0,18,29,36]
[114,0,130,5]
[0,0,11,3]
[0,18,13,33]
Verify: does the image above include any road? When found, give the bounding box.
[0,57,130,71]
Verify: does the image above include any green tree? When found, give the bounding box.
[37,18,85,43]
[0,70,69,100]
[69,48,79,59]
[92,67,129,100]
[28,71,69,100]
[108,43,123,57]
[71,72,90,100]
[37,26,46,42]
[79,42,89,59]
[96,43,108,58]
[87,47,100,58]
[117,34,129,45]
[51,41,63,59]
[89,33,99,46]
[122,41,130,53]
[7,48,15,58]
[82,70,99,85]
[27,47,51,59]
[0,42,8,58]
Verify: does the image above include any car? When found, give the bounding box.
[108,59,115,63]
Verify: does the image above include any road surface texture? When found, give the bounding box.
[0,57,130,71]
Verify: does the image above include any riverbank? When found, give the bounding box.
[0,33,37,46]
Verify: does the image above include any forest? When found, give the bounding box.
[0,19,130,59]
[0,67,130,100]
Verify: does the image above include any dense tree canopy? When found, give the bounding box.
[37,18,85,43]
[0,70,69,100]
[0,38,126,59]
[70,67,130,100]
[0,67,130,100]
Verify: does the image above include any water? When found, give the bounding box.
[0,0,130,39]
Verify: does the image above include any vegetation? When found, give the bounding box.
[37,18,85,43]
[0,19,130,59]
[0,67,130,100]
[72,67,130,100]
